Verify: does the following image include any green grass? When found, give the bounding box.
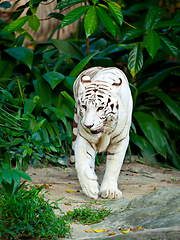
[0,186,71,240]
[66,205,112,225]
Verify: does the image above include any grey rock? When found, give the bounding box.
[68,187,180,239]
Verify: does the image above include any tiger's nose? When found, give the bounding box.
[85,124,94,129]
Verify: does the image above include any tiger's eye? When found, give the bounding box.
[97,106,104,111]
[82,105,87,110]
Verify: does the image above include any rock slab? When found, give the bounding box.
[68,187,180,239]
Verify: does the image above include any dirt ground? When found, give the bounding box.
[26,157,180,213]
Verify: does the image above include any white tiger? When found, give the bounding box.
[72,67,133,199]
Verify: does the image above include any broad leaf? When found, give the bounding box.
[63,76,76,92]
[1,16,28,34]
[151,91,180,122]
[13,169,32,181]
[51,122,61,146]
[47,106,67,127]
[145,6,162,30]
[127,42,143,77]
[11,170,21,184]
[107,2,123,26]
[134,112,167,158]
[138,68,174,94]
[69,52,99,77]
[61,5,90,28]
[154,20,180,29]
[123,29,145,41]
[45,122,56,141]
[28,14,40,32]
[96,6,117,38]
[42,72,65,89]
[130,132,157,162]
[84,6,99,38]
[32,119,46,133]
[55,0,85,10]
[48,12,64,20]
[5,47,34,69]
[51,39,85,59]
[1,169,12,184]
[145,29,160,58]
[33,78,52,111]
[160,36,178,58]
[24,99,37,114]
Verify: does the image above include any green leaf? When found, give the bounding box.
[33,78,52,110]
[127,42,143,77]
[160,36,178,58]
[47,106,67,127]
[123,28,145,41]
[45,122,56,141]
[51,123,61,146]
[138,68,174,94]
[5,47,34,69]
[24,99,37,114]
[61,5,90,28]
[55,0,85,10]
[51,39,84,59]
[134,112,167,158]
[13,169,32,181]
[107,2,123,26]
[11,170,21,184]
[96,6,117,38]
[151,91,180,122]
[1,169,12,184]
[0,89,18,105]
[145,29,160,58]
[69,52,99,77]
[40,124,50,143]
[154,20,180,29]
[145,6,162,30]
[42,72,65,89]
[130,132,157,162]
[32,119,46,133]
[1,16,28,34]
[28,14,40,32]
[84,6,99,38]
[6,138,24,147]
[63,76,76,92]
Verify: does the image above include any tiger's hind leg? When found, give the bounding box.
[100,135,129,199]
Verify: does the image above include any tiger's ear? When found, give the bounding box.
[79,75,91,92]
[81,75,91,84]
[111,77,122,93]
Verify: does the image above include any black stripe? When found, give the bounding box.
[87,151,93,158]
[107,152,119,156]
[113,134,128,145]
[79,133,96,151]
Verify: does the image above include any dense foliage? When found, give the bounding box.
[0,185,71,239]
[0,0,180,171]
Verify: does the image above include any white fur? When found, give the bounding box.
[74,67,132,199]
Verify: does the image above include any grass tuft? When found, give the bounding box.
[66,205,112,225]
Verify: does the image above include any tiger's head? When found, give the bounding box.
[77,73,122,135]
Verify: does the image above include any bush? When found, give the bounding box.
[0,185,71,239]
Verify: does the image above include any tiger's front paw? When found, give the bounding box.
[100,188,122,199]
[100,182,122,199]
[77,168,99,199]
